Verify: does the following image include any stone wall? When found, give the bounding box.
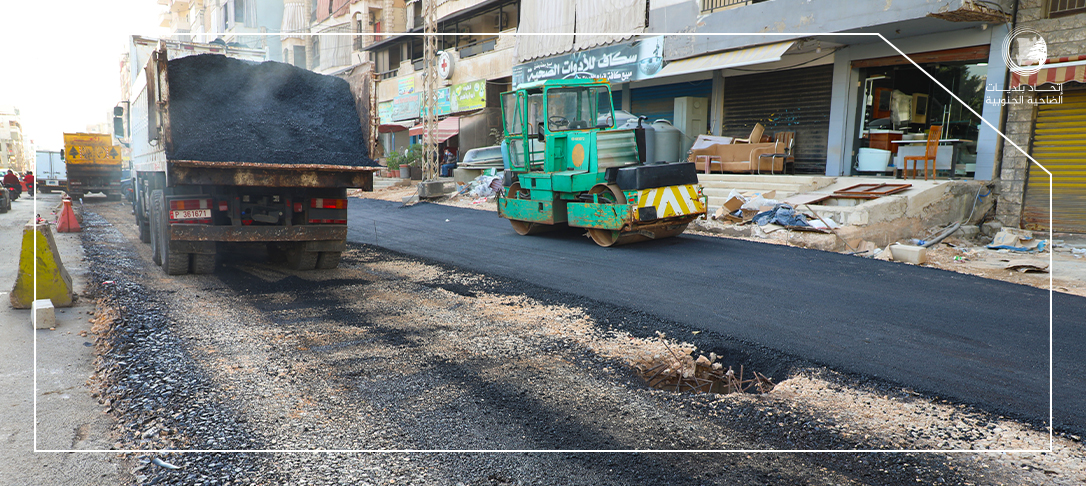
[995,0,1086,227]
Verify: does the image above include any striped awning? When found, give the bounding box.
[409,117,460,143]
[654,41,794,79]
[1011,54,1086,88]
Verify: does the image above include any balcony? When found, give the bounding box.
[458,37,497,59]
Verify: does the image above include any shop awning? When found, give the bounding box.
[654,41,794,79]
[378,122,412,133]
[1011,54,1086,88]
[409,117,460,142]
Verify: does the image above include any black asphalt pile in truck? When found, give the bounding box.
[166,54,374,167]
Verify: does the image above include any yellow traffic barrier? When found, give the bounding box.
[9,220,74,309]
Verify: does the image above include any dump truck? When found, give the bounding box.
[497,79,706,247]
[62,133,123,200]
[35,150,66,193]
[127,42,376,275]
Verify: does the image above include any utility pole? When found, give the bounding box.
[421,0,438,180]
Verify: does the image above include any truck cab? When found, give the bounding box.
[497,79,706,246]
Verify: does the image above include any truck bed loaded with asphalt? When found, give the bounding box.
[127,43,376,275]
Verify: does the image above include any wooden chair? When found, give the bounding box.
[757,132,796,174]
[903,125,942,181]
[733,123,764,144]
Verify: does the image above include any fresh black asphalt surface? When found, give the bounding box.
[348,198,1086,436]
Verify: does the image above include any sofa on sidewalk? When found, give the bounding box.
[688,134,785,174]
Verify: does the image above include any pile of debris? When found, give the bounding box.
[630,333,774,395]
[710,190,838,232]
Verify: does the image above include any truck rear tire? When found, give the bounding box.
[286,246,318,270]
[165,250,190,275]
[192,254,216,274]
[316,251,341,269]
[156,192,189,275]
[150,190,163,265]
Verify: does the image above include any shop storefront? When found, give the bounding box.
[851,46,990,177]
[720,64,834,174]
[1014,55,1086,233]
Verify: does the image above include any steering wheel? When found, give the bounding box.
[548,115,569,129]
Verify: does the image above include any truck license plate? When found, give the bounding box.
[171,209,211,220]
[46,180,59,186]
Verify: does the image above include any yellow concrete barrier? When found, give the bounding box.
[9,220,74,309]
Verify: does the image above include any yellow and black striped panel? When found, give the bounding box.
[635,184,706,219]
[1023,89,1086,234]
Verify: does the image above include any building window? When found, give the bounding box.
[235,0,244,22]
[1048,0,1086,17]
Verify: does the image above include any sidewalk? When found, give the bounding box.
[0,193,127,484]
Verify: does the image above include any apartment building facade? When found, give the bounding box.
[0,107,32,172]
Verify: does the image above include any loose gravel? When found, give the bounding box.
[81,201,1086,485]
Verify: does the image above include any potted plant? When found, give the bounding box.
[402,144,423,180]
[385,149,411,178]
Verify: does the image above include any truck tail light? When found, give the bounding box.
[168,198,213,224]
[307,198,347,225]
[310,198,347,209]
[294,202,303,213]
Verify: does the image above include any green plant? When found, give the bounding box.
[406,143,423,165]
[385,153,401,171]
[488,127,505,145]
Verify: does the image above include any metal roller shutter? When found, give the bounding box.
[721,65,833,174]
[1023,88,1086,234]
[630,80,714,124]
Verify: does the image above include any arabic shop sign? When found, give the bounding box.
[451,80,486,112]
[391,92,421,121]
[419,80,488,117]
[379,101,393,125]
[421,88,452,117]
[512,36,664,87]
[397,77,415,96]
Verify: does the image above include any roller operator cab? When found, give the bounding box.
[497,79,706,247]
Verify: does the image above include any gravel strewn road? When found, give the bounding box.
[74,201,1085,485]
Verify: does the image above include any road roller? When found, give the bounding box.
[497,78,706,247]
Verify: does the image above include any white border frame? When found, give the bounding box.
[34,30,1055,455]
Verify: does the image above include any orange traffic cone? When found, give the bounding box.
[57,196,81,233]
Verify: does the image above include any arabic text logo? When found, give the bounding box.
[1002,28,1047,76]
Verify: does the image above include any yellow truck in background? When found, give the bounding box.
[62,132,123,200]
